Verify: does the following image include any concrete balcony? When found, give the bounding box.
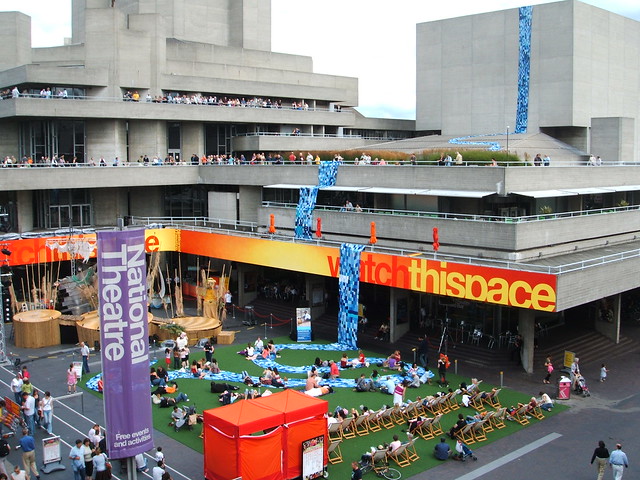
[0,97,355,126]
[257,205,640,261]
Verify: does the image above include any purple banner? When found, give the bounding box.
[97,230,153,459]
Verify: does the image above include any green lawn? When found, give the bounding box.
[81,336,567,478]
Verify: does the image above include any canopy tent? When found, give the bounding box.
[255,390,329,479]
[204,390,328,480]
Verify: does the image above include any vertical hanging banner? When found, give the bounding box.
[97,230,154,459]
[337,243,365,349]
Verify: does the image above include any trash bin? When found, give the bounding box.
[557,376,571,400]
[243,305,255,326]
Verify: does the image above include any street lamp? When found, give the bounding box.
[506,126,510,157]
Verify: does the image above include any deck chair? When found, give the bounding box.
[390,405,405,425]
[446,391,460,411]
[371,449,390,474]
[404,434,420,462]
[415,416,435,440]
[512,404,530,425]
[340,416,356,439]
[353,414,369,436]
[421,397,437,415]
[387,443,412,468]
[367,409,383,432]
[328,420,342,441]
[468,392,486,412]
[530,404,545,420]
[438,393,452,414]
[490,407,507,430]
[401,400,418,419]
[327,439,343,464]
[484,388,502,408]
[481,411,495,433]
[472,420,487,442]
[456,424,475,445]
[430,413,444,436]
[378,407,396,429]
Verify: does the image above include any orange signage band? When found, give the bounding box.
[4,228,556,312]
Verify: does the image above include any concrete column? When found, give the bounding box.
[85,119,127,163]
[128,120,166,162]
[236,263,258,308]
[518,309,535,374]
[389,288,397,343]
[594,295,621,344]
[182,123,205,158]
[15,191,33,233]
[238,186,261,223]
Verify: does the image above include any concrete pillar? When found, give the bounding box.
[238,186,261,223]
[518,309,535,373]
[182,123,205,159]
[15,191,33,233]
[236,263,258,308]
[128,120,166,162]
[85,119,127,163]
[594,295,621,344]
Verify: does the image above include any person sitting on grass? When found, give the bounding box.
[271,368,287,388]
[434,437,453,460]
[370,369,381,389]
[379,376,396,395]
[329,360,340,379]
[538,391,554,411]
[260,367,274,385]
[340,353,351,369]
[354,374,375,392]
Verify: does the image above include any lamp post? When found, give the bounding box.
[506,126,510,157]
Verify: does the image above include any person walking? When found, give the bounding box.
[16,429,39,480]
[417,336,429,368]
[40,392,53,435]
[543,355,553,384]
[69,439,86,480]
[10,373,23,405]
[609,443,629,479]
[20,393,35,436]
[80,342,91,374]
[67,364,77,394]
[590,440,609,480]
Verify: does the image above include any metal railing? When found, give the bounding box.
[261,202,640,223]
[128,216,258,233]
[2,94,350,113]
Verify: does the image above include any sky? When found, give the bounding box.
[2,0,639,119]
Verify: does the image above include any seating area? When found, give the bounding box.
[324,385,549,468]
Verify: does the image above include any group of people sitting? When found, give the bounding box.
[237,337,279,360]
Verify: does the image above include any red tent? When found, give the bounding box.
[203,390,328,480]
[255,390,328,479]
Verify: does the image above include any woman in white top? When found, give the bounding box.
[41,391,54,435]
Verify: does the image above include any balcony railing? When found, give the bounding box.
[261,201,640,223]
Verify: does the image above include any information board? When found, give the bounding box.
[42,436,62,464]
[73,361,83,379]
[296,307,312,342]
[302,435,324,480]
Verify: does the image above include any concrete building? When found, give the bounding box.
[0,0,639,374]
[417,0,640,163]
[0,0,413,163]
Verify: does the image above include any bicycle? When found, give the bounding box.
[360,460,401,480]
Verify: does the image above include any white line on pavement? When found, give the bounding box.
[455,432,563,480]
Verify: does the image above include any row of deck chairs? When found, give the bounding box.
[329,431,421,468]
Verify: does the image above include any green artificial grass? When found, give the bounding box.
[80,336,568,477]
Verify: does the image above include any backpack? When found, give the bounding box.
[0,439,10,458]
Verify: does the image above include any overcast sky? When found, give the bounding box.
[2,0,639,119]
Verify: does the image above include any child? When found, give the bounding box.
[164,348,171,368]
[600,363,608,382]
[155,446,164,463]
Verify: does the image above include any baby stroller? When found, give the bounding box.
[575,375,591,397]
[175,405,198,432]
[454,440,477,462]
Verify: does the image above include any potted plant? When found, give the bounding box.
[538,205,553,219]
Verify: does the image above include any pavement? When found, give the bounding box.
[1,309,638,480]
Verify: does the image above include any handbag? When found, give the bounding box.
[105,455,112,479]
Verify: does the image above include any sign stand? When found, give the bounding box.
[41,436,66,474]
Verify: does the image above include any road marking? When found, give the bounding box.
[455,432,562,480]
